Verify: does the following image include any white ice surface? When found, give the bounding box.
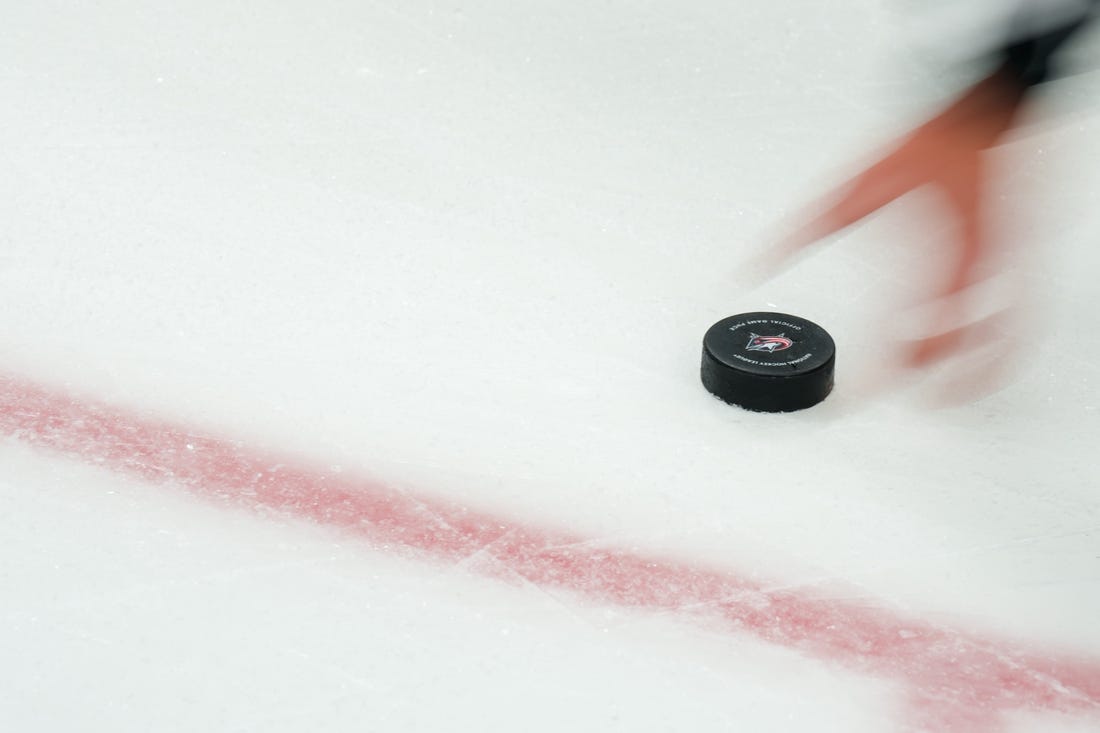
[1,2,1099,731]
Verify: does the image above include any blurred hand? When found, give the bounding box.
[775,69,1028,369]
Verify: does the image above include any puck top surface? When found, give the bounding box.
[701,312,835,411]
[704,312,834,376]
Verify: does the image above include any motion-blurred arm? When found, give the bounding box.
[775,1,1097,367]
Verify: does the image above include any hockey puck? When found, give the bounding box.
[701,312,835,412]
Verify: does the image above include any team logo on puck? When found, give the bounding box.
[745,333,793,353]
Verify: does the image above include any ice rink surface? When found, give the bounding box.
[1,2,1099,731]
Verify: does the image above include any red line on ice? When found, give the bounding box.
[2,372,1098,732]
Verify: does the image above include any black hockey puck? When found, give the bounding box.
[701,312,835,412]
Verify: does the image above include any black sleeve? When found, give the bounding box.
[999,2,1099,85]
